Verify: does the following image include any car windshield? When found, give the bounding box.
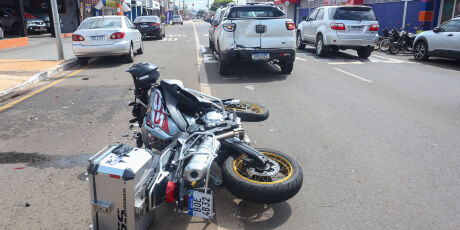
[134,16,160,23]
[79,17,122,30]
[228,7,285,18]
[333,7,376,21]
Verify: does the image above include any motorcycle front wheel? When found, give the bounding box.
[222,148,303,204]
[224,101,269,122]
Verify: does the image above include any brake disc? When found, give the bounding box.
[247,158,280,177]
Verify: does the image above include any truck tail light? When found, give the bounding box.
[285,21,295,30]
[369,24,379,31]
[110,32,125,39]
[72,34,85,41]
[330,23,346,30]
[165,181,177,203]
[222,23,236,32]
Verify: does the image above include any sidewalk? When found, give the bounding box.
[0,35,76,98]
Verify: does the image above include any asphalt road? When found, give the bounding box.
[1,21,460,230]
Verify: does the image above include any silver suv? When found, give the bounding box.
[296,5,379,58]
[413,17,460,61]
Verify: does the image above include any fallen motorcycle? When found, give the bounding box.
[87,63,303,230]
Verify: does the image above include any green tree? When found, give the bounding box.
[210,0,234,12]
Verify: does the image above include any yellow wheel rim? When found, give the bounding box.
[226,102,264,114]
[232,152,293,184]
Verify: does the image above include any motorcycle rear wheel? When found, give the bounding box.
[389,44,400,55]
[222,148,303,204]
[225,101,269,122]
[379,39,391,52]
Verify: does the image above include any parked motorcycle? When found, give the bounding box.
[378,27,400,52]
[389,28,416,55]
[126,63,303,219]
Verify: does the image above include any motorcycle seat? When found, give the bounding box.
[160,80,201,131]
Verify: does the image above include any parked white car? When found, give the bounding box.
[172,15,183,25]
[211,3,296,75]
[72,16,143,65]
[296,5,379,58]
[413,17,460,61]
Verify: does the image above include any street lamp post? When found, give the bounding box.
[50,0,64,60]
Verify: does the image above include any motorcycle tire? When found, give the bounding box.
[222,148,303,204]
[389,44,400,55]
[379,39,391,52]
[225,101,269,122]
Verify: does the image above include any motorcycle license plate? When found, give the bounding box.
[188,190,213,219]
[252,53,269,61]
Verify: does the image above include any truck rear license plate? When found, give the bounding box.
[188,190,213,219]
[252,53,269,61]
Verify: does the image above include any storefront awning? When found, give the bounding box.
[273,0,300,5]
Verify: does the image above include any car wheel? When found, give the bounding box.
[77,57,88,66]
[413,41,429,61]
[126,44,134,63]
[316,34,328,57]
[280,61,294,74]
[357,47,372,58]
[296,32,305,50]
[0,26,4,39]
[137,40,144,55]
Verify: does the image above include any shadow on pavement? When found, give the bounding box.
[237,201,292,229]
[203,60,289,84]
[408,57,460,72]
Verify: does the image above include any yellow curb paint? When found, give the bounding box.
[0,65,88,113]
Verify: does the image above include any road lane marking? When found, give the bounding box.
[173,38,178,41]
[328,61,363,65]
[193,22,211,95]
[0,66,89,113]
[333,67,373,83]
[295,57,308,61]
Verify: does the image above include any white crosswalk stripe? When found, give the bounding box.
[299,52,408,64]
[159,34,185,42]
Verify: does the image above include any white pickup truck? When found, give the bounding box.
[210,3,296,75]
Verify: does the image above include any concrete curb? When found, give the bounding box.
[0,58,78,98]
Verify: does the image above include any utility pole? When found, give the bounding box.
[50,0,64,60]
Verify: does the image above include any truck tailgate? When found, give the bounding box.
[260,19,295,49]
[233,19,261,48]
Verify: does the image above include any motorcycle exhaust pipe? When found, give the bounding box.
[183,136,220,182]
